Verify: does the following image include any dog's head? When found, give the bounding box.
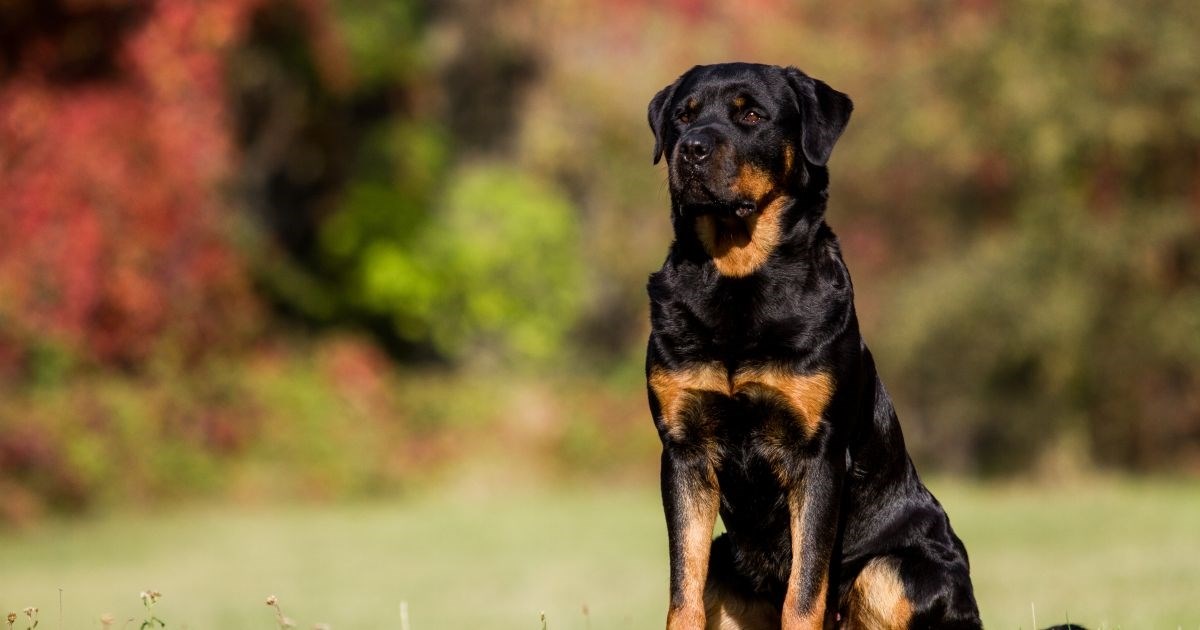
[648,63,853,218]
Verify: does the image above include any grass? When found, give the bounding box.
[0,479,1197,629]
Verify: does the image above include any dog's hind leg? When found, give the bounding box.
[841,555,981,630]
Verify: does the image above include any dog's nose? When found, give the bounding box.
[680,134,714,164]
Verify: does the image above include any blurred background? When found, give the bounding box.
[1,0,1198,628]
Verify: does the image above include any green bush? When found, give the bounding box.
[880,205,1200,474]
[327,163,583,363]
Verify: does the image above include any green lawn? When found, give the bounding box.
[0,480,1197,629]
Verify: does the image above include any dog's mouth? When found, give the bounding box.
[674,176,760,218]
[678,195,760,219]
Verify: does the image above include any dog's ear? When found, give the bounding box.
[784,67,853,166]
[647,72,687,165]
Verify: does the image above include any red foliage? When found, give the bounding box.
[0,0,271,369]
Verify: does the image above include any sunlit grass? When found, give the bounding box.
[932,478,1200,629]
[0,479,1196,629]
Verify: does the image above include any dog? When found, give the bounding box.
[643,62,984,630]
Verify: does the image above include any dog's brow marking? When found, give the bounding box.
[844,557,913,630]
[732,96,746,109]
[694,194,785,278]
[733,367,834,437]
[649,362,728,438]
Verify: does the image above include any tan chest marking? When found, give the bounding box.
[694,144,799,279]
[648,362,728,439]
[733,367,834,438]
[694,195,785,279]
[649,364,834,439]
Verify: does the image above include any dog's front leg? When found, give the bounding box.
[648,362,726,629]
[781,454,842,630]
[661,441,720,630]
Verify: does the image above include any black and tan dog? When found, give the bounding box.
[644,63,983,630]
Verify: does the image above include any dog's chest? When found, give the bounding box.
[649,269,832,363]
[647,261,854,454]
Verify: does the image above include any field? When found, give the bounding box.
[1,479,1197,629]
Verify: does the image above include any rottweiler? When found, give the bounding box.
[643,62,983,630]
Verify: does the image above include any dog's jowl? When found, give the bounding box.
[644,63,982,630]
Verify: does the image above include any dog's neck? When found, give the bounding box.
[668,176,832,277]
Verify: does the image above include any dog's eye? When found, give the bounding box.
[742,110,763,124]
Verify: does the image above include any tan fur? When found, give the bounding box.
[732,163,778,202]
[694,196,785,278]
[650,363,835,629]
[668,605,707,630]
[780,491,828,630]
[651,363,724,629]
[733,367,834,438]
[704,580,779,630]
[648,362,728,440]
[843,557,913,630]
[667,485,721,630]
[651,364,833,438]
[691,161,788,278]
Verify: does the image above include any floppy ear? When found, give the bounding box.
[647,74,685,165]
[785,67,853,166]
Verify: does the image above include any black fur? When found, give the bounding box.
[645,63,983,629]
